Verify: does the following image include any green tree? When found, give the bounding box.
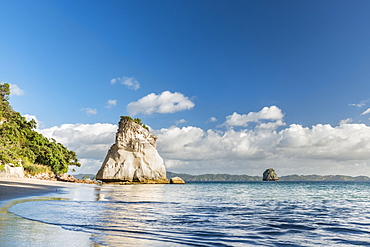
[0,83,10,102]
[0,82,81,174]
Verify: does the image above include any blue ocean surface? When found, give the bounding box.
[8,182,370,246]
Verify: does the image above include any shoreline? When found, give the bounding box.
[0,177,76,202]
[0,177,100,247]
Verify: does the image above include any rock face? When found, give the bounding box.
[170,177,186,184]
[96,116,168,184]
[0,163,25,178]
[263,168,279,181]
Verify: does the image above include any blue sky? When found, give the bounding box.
[2,0,370,176]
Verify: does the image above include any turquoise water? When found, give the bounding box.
[8,182,370,246]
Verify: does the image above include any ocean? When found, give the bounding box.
[7,182,370,246]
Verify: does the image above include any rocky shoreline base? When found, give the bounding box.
[27,173,99,184]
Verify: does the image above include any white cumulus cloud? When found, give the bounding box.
[224,106,284,127]
[81,108,97,116]
[175,119,187,125]
[111,76,140,90]
[105,99,117,108]
[9,84,25,96]
[127,91,195,116]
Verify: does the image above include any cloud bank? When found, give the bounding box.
[153,117,370,176]
[37,106,370,176]
[127,91,195,116]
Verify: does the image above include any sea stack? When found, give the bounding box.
[263,168,279,181]
[96,116,168,184]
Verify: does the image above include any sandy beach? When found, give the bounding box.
[0,177,76,201]
[0,177,101,247]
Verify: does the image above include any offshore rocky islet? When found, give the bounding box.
[263,168,279,181]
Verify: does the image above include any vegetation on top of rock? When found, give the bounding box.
[0,82,81,175]
[120,115,149,131]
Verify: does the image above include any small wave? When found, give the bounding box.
[331,239,370,246]
[324,226,370,234]
[268,223,316,231]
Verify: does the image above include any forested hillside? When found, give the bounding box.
[0,82,81,175]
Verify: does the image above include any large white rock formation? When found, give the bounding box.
[96,116,168,183]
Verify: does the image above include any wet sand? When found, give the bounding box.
[0,177,74,201]
[0,177,100,247]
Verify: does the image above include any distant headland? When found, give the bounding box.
[165,172,370,182]
[75,172,370,182]
[166,172,370,182]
